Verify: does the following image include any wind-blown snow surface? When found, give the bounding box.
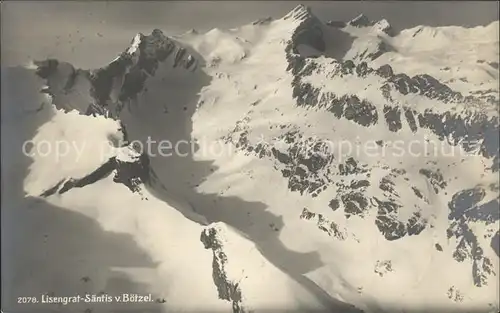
[2,5,499,313]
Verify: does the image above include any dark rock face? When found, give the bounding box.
[447,220,496,287]
[342,192,370,217]
[329,199,340,211]
[342,60,356,74]
[338,157,368,176]
[373,170,427,241]
[224,109,431,241]
[404,108,419,133]
[113,153,151,192]
[224,110,433,242]
[137,30,177,72]
[89,53,133,109]
[298,163,428,242]
[383,105,402,132]
[63,68,80,92]
[34,59,60,79]
[355,62,372,77]
[435,243,443,252]
[419,169,447,194]
[300,208,347,240]
[200,227,246,313]
[294,25,325,53]
[291,75,379,127]
[286,34,498,161]
[448,188,499,224]
[224,128,336,198]
[226,11,499,289]
[412,186,424,200]
[330,177,372,219]
[288,29,496,138]
[383,73,463,103]
[406,212,427,236]
[114,30,192,114]
[36,29,197,120]
[447,187,498,287]
[40,151,151,197]
[332,95,379,127]
[34,29,200,199]
[376,64,394,78]
[420,110,498,158]
[284,5,325,55]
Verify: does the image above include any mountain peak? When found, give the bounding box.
[283,4,315,21]
[119,28,199,73]
[372,19,394,35]
[126,33,143,54]
[284,5,325,56]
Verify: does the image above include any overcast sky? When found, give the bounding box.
[1,1,499,68]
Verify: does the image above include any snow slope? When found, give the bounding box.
[2,4,499,313]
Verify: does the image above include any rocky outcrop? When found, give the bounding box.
[223,127,336,198]
[41,147,151,197]
[447,186,498,287]
[284,4,326,55]
[223,118,430,242]
[300,208,347,240]
[372,19,394,36]
[34,59,60,79]
[35,29,198,119]
[200,226,246,313]
[285,37,499,163]
[34,29,200,199]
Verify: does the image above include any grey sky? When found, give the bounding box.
[1,1,498,68]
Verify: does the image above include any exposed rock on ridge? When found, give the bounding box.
[201,226,246,313]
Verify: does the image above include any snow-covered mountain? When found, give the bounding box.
[2,4,499,313]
